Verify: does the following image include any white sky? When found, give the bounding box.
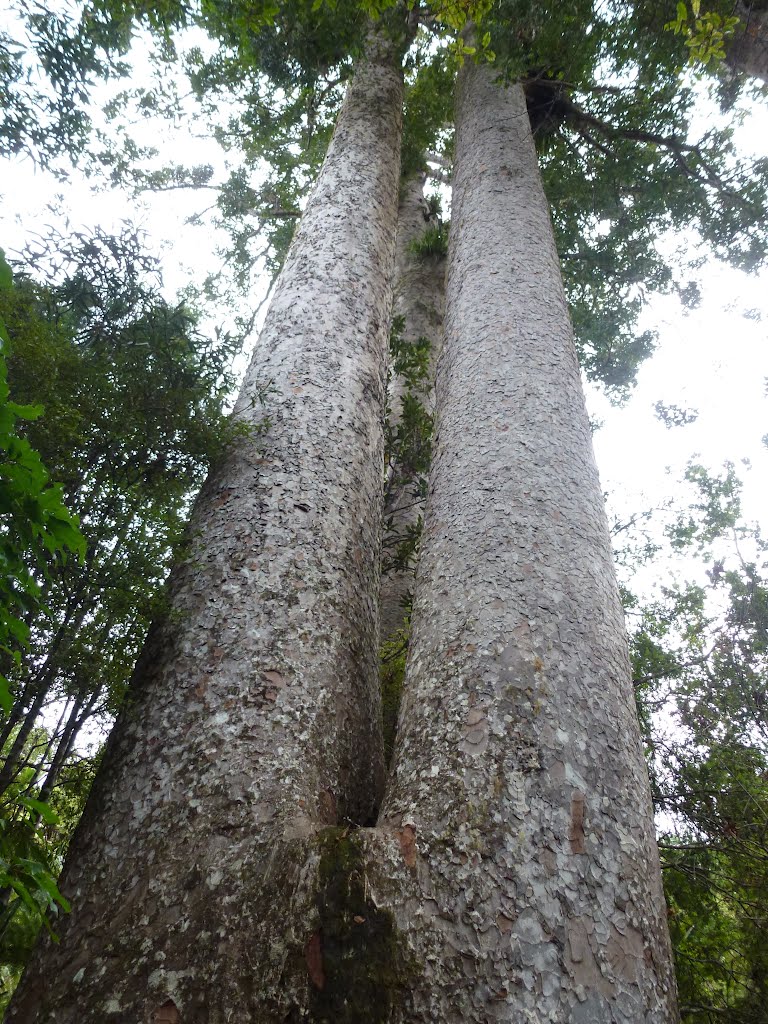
[591,88,768,554]
[591,258,768,536]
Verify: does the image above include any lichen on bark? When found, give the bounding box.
[378,58,679,1023]
[7,27,405,1024]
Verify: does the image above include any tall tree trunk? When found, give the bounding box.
[381,173,446,644]
[8,30,404,1024]
[378,60,679,1022]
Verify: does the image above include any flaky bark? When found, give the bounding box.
[378,61,679,1022]
[10,32,681,1024]
[8,36,404,1024]
[381,174,446,644]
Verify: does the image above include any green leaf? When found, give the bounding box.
[19,797,60,825]
[0,250,12,291]
[7,401,43,422]
[8,877,37,914]
[36,873,71,914]
[6,613,30,648]
[0,674,12,717]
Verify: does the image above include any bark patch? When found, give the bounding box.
[151,1000,181,1024]
[305,931,325,989]
[569,790,586,854]
[397,824,417,868]
[318,789,337,824]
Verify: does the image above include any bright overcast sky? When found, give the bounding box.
[591,92,768,549]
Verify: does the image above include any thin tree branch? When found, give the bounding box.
[425,166,451,185]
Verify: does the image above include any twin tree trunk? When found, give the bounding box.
[9,48,677,1024]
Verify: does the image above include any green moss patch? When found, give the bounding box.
[308,828,415,1023]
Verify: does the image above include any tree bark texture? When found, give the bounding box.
[727,1,768,81]
[381,174,446,644]
[8,44,680,1024]
[378,61,679,1023]
[8,40,403,1024]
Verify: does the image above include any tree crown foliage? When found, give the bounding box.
[615,458,768,1022]
[6,0,762,392]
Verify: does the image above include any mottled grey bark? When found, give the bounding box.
[380,174,446,644]
[9,32,681,1024]
[378,61,679,1022]
[727,1,768,81]
[8,35,404,1024]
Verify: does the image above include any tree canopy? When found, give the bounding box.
[4,0,767,390]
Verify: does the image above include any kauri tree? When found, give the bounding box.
[2,0,768,1020]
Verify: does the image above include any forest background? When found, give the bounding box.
[0,0,767,1019]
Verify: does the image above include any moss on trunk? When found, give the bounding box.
[308,828,415,1023]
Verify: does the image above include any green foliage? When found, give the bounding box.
[621,461,768,1021]
[655,401,700,428]
[477,0,768,393]
[1,225,240,725]
[0,0,138,165]
[7,0,764,392]
[380,623,408,766]
[664,832,768,1022]
[409,222,449,261]
[401,45,454,180]
[666,462,742,551]
[0,733,95,1010]
[0,227,240,1002]
[197,0,368,87]
[0,252,88,1002]
[544,78,766,390]
[181,24,347,282]
[665,0,741,67]
[383,317,433,580]
[0,249,84,717]
[661,744,768,1022]
[0,793,71,932]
